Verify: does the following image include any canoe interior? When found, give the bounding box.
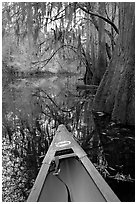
[38,156,106,202]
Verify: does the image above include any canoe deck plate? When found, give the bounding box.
[55,140,71,147]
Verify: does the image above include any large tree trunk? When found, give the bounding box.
[92,2,135,125]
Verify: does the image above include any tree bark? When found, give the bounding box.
[92,2,135,125]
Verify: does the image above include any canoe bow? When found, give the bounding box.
[27,124,120,202]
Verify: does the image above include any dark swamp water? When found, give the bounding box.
[2,73,135,202]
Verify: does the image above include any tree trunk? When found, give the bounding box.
[93,2,107,85]
[92,2,135,125]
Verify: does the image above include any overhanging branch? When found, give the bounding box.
[78,4,119,34]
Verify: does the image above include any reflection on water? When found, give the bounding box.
[2,74,96,201]
[3,74,94,137]
[3,75,78,116]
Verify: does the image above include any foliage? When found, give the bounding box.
[2,2,119,80]
[2,137,34,201]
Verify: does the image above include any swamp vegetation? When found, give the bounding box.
[2,2,135,202]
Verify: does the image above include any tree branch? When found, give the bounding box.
[78,4,119,34]
[32,44,78,68]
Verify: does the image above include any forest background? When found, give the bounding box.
[2,2,135,202]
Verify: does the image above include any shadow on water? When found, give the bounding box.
[2,73,135,202]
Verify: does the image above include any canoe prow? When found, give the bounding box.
[27,124,120,202]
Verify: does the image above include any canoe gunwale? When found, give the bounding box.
[27,163,50,202]
[80,156,120,202]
